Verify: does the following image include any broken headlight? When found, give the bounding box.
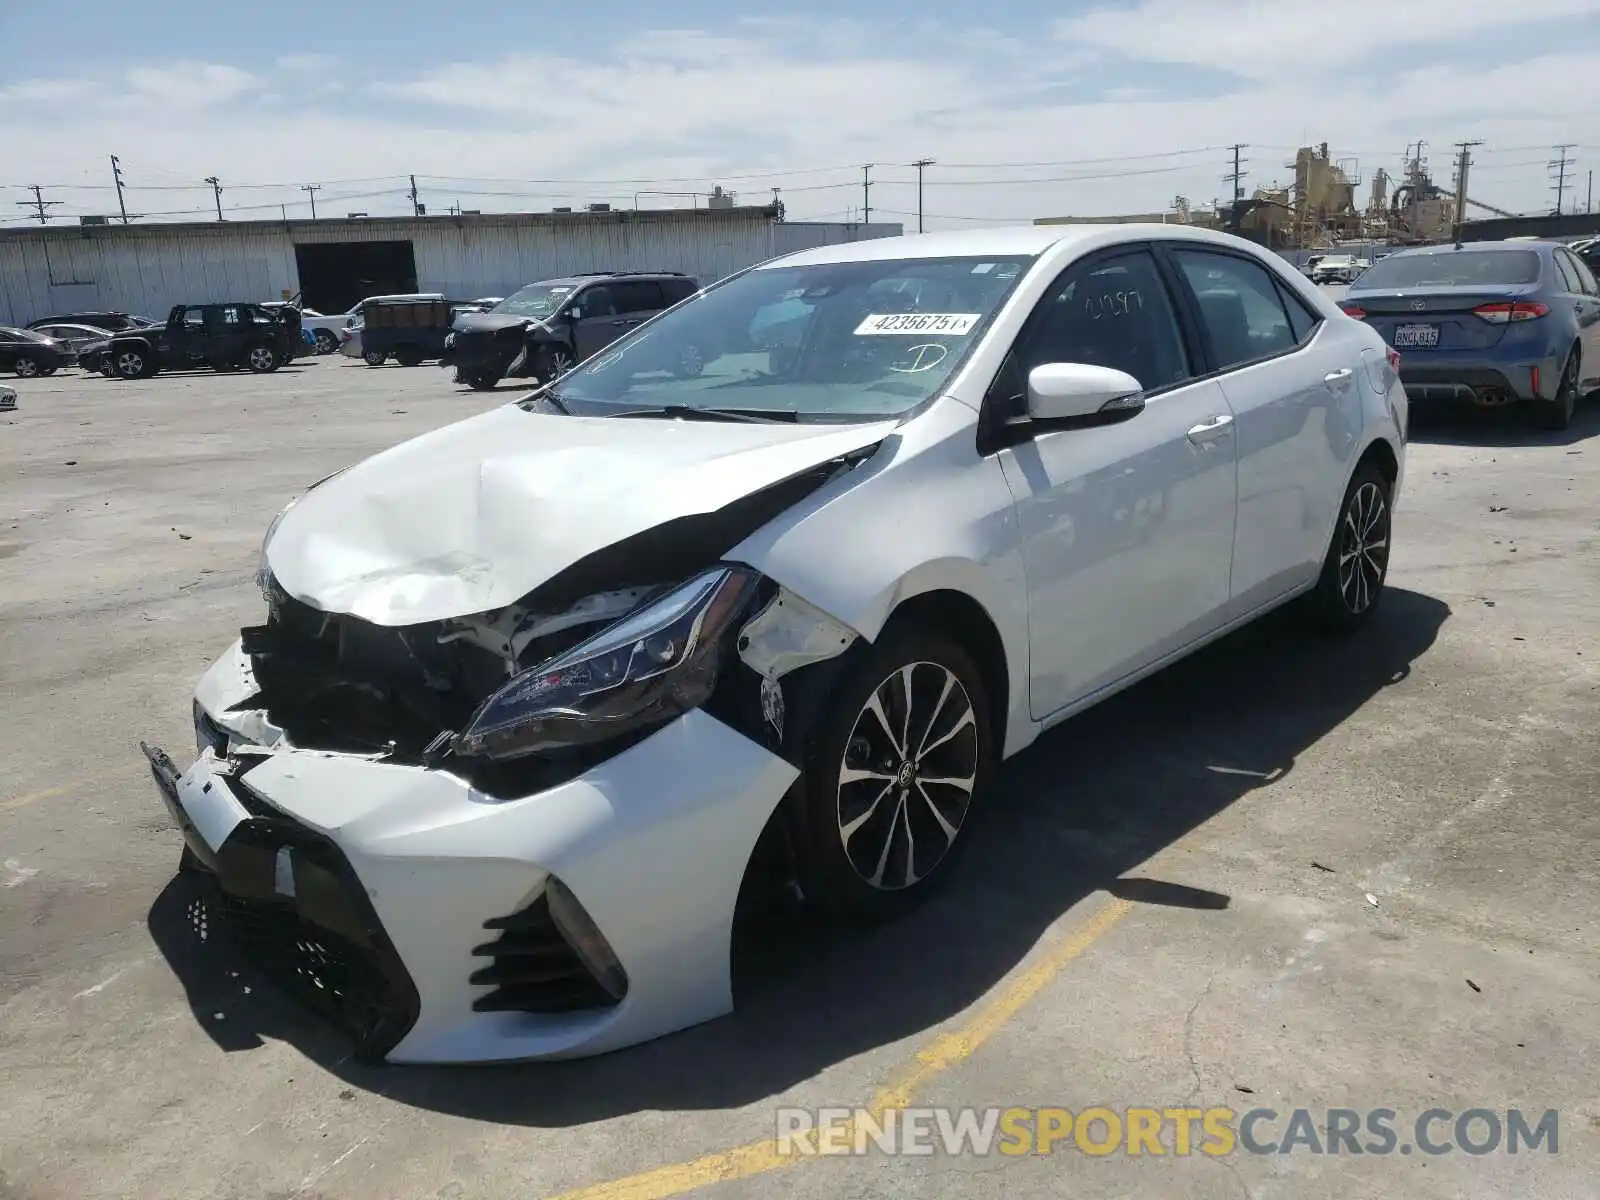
[452,565,761,762]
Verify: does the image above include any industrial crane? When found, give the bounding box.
[1465,196,1518,219]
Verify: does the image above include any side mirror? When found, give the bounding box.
[1024,363,1145,429]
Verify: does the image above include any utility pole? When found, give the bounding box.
[204,176,223,221]
[1549,144,1576,215]
[1588,170,1594,214]
[301,183,320,219]
[911,158,934,233]
[110,155,129,224]
[1224,143,1249,204]
[16,185,61,224]
[861,164,873,226]
[409,174,423,216]
[1451,140,1481,247]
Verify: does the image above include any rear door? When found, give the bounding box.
[1554,247,1600,386]
[1166,244,1353,611]
[608,280,668,337]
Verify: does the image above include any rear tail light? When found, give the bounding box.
[1386,348,1401,372]
[1472,301,1549,323]
[1340,304,1367,320]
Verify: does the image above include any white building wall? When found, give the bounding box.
[0,212,904,325]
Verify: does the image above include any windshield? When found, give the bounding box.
[1355,249,1541,289]
[493,283,576,319]
[548,255,1034,419]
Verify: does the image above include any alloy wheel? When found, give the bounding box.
[116,352,145,379]
[1336,481,1389,615]
[15,358,39,378]
[836,662,979,891]
[248,347,277,372]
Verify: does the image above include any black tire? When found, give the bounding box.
[393,344,423,367]
[114,348,154,379]
[1304,458,1393,634]
[363,349,386,367]
[244,344,280,374]
[465,368,501,391]
[535,344,576,383]
[1531,347,1579,431]
[13,356,41,378]
[38,365,58,377]
[786,624,995,925]
[313,329,339,355]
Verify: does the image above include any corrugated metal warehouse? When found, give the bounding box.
[0,205,902,326]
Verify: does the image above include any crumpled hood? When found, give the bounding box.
[265,404,896,625]
[453,312,540,336]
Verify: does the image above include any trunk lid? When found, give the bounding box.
[1340,285,1540,352]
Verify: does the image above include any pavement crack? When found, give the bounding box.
[1181,969,1220,1103]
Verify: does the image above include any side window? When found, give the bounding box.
[664,278,698,304]
[575,286,615,318]
[1559,250,1597,296]
[1273,279,1322,344]
[221,307,241,325]
[181,307,206,329]
[992,249,1191,411]
[611,281,665,312]
[1552,252,1581,295]
[1172,249,1299,370]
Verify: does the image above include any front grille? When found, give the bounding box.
[470,892,621,1014]
[190,816,420,1061]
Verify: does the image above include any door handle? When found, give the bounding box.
[1324,367,1354,383]
[1186,414,1234,444]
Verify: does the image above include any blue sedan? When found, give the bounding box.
[1338,240,1600,430]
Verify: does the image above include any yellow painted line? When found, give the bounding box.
[0,762,142,814]
[545,897,1134,1200]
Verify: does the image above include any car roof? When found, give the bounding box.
[1383,241,1551,259]
[762,222,1275,268]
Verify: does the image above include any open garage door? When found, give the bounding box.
[294,241,419,314]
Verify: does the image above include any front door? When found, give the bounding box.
[1556,248,1600,387]
[570,285,621,359]
[988,247,1240,720]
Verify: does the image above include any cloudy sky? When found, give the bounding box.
[3,0,1599,229]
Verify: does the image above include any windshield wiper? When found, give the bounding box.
[612,404,798,423]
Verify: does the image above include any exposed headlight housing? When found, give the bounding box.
[452,565,761,762]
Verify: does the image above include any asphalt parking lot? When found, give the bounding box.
[2,355,1598,1200]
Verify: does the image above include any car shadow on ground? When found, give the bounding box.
[146,587,1449,1123]
[1406,395,1600,447]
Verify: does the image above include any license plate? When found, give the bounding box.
[1392,323,1439,348]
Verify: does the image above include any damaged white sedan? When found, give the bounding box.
[144,224,1406,1063]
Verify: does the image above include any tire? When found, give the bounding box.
[13,356,40,378]
[1531,347,1579,431]
[313,329,339,355]
[245,344,280,374]
[787,624,995,925]
[393,344,423,367]
[535,345,575,383]
[1304,458,1393,634]
[114,348,153,379]
[465,368,501,391]
[363,349,386,367]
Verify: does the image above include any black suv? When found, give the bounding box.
[107,303,306,379]
[441,272,700,390]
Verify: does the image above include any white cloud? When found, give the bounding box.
[277,54,338,73]
[1056,0,1600,81]
[2,14,1598,229]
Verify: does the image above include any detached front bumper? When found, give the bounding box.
[147,640,799,1064]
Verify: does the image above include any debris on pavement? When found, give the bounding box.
[1366,893,1380,907]
[1312,861,1336,873]
[1467,979,1483,993]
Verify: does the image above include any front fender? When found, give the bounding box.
[727,398,1035,756]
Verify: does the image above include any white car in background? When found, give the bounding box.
[145,223,1406,1064]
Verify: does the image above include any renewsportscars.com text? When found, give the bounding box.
[774,1106,1559,1158]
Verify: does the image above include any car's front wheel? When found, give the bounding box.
[789,625,994,924]
[245,345,280,373]
[13,356,40,378]
[465,368,501,391]
[313,329,339,355]
[1306,458,1392,633]
[114,349,152,379]
[363,350,386,367]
